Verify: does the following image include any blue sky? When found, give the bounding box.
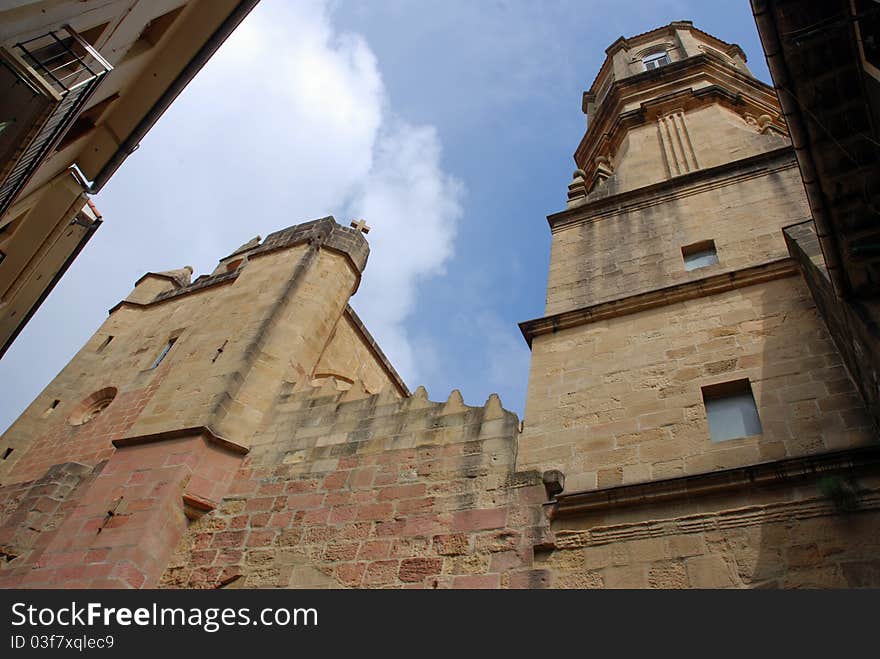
[0,1,771,431]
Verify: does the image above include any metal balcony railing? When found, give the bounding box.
[0,25,112,218]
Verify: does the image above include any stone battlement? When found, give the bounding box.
[158,383,553,589]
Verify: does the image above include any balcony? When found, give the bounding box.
[0,25,112,219]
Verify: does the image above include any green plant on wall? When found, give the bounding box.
[819,474,860,512]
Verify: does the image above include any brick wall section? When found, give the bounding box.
[1,362,168,484]
[0,462,97,587]
[0,432,245,588]
[159,386,552,589]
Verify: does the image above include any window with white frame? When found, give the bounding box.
[643,50,671,71]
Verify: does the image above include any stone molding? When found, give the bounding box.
[548,445,880,521]
[519,258,798,346]
[112,425,249,456]
[549,146,799,232]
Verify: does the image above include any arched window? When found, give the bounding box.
[642,50,671,71]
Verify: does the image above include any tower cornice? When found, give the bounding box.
[551,145,797,232]
[576,54,785,191]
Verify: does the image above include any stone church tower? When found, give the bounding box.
[519,21,880,587]
[0,22,878,589]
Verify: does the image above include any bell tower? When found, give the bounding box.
[571,20,786,205]
[519,22,878,587]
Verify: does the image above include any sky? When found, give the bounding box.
[0,0,772,432]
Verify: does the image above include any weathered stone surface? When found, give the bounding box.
[1,23,879,592]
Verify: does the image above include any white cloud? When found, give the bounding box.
[346,121,463,380]
[0,0,461,430]
[168,0,462,385]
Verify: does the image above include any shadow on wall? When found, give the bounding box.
[745,279,880,588]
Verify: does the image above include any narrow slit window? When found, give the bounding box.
[96,335,114,353]
[682,240,719,271]
[702,379,762,442]
[41,399,60,418]
[151,337,177,369]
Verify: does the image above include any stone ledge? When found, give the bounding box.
[575,53,782,180]
[108,270,240,314]
[551,146,798,231]
[112,426,249,456]
[519,258,798,346]
[548,444,880,520]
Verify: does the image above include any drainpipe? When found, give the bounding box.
[87,0,260,193]
[750,0,850,298]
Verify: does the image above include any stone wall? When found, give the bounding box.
[601,105,789,195]
[522,274,873,492]
[539,454,880,588]
[545,151,808,315]
[0,218,400,485]
[0,462,95,577]
[159,384,551,589]
[314,306,406,396]
[785,221,880,433]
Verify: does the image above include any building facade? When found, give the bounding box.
[0,21,878,589]
[0,0,258,358]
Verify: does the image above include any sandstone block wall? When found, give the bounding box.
[522,275,873,492]
[0,431,245,588]
[539,460,880,588]
[545,152,809,315]
[0,462,95,576]
[0,218,400,485]
[599,106,790,196]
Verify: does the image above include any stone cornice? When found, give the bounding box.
[112,425,249,456]
[576,55,783,178]
[587,22,747,96]
[546,445,880,522]
[549,146,798,232]
[518,258,798,347]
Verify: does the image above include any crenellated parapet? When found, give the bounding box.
[157,382,559,589]
[251,380,517,474]
[115,216,370,313]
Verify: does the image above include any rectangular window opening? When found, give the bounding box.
[41,399,60,418]
[682,239,719,271]
[151,337,177,369]
[702,379,762,442]
[2,447,13,460]
[643,52,671,70]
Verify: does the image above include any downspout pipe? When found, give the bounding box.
[87,0,260,194]
[750,0,850,299]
